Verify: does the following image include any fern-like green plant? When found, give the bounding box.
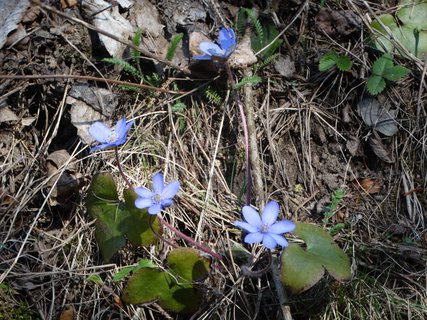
[233,75,262,90]
[245,9,264,42]
[166,33,184,61]
[102,57,143,80]
[204,86,222,106]
[131,28,142,64]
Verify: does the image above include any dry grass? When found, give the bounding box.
[0,0,426,319]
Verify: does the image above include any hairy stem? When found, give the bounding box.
[224,62,252,205]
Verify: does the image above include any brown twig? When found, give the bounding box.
[224,62,252,205]
[30,0,191,74]
[0,74,183,94]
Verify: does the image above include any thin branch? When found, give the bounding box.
[0,74,183,94]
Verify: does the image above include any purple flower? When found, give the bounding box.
[134,172,180,215]
[88,118,134,152]
[193,27,236,60]
[235,201,296,249]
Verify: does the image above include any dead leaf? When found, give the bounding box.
[162,0,207,34]
[346,136,361,156]
[228,32,258,69]
[58,305,74,320]
[0,0,30,49]
[4,24,29,48]
[21,117,36,126]
[369,135,395,163]
[356,177,383,194]
[81,0,133,58]
[46,150,81,205]
[130,0,164,37]
[189,31,212,57]
[0,107,19,122]
[69,84,117,116]
[68,96,104,145]
[358,97,398,136]
[316,8,361,37]
[274,55,295,78]
[60,0,78,9]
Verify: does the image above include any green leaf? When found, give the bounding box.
[167,247,210,282]
[86,174,160,262]
[233,75,262,89]
[131,28,142,63]
[122,248,211,314]
[280,223,351,294]
[251,21,283,58]
[113,259,156,282]
[102,57,143,80]
[336,55,353,71]
[86,173,127,261]
[366,75,386,95]
[122,189,161,247]
[87,274,104,286]
[382,65,410,81]
[372,55,394,76]
[370,3,427,58]
[166,33,184,61]
[319,52,338,71]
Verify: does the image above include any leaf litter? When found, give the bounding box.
[0,0,426,319]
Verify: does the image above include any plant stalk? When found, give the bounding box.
[224,62,252,205]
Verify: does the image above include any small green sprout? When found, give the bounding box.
[319,52,353,72]
[367,54,410,95]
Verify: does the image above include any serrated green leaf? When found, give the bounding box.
[319,52,338,71]
[372,55,394,76]
[383,65,410,81]
[281,223,351,294]
[336,55,353,71]
[122,248,211,314]
[87,274,104,285]
[367,75,386,95]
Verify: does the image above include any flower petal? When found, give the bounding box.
[199,42,223,56]
[218,27,236,53]
[244,232,263,244]
[117,118,133,135]
[268,220,296,234]
[242,206,262,228]
[134,187,154,198]
[161,199,173,207]
[152,172,164,194]
[262,234,277,249]
[161,180,180,199]
[269,233,289,247]
[192,54,213,60]
[261,201,280,226]
[234,221,258,233]
[88,122,112,143]
[148,203,162,215]
[89,143,112,152]
[135,198,153,209]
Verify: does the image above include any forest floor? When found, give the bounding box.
[0,0,426,319]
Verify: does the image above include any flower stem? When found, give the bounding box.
[157,216,223,260]
[224,62,252,205]
[113,147,222,260]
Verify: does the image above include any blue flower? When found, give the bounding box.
[193,27,236,60]
[134,172,180,215]
[88,118,134,152]
[235,201,296,249]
